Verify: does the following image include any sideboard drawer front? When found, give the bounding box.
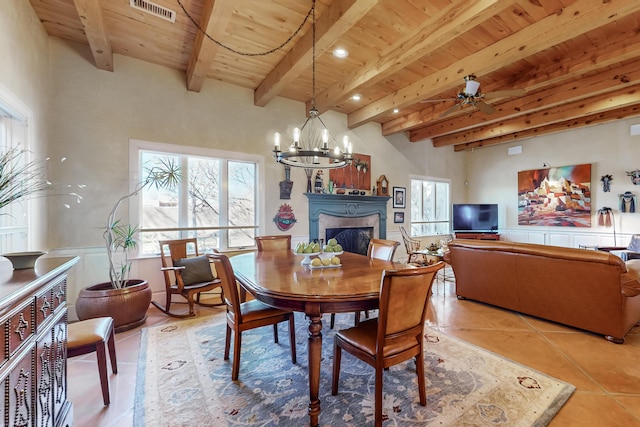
[36,287,55,332]
[9,300,35,357]
[51,278,67,311]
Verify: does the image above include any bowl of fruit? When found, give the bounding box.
[322,238,343,257]
[310,252,342,269]
[293,241,321,265]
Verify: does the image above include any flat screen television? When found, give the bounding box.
[452,204,499,233]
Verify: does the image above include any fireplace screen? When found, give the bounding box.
[325,227,373,255]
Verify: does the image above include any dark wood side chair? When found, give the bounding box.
[330,238,401,328]
[400,226,428,265]
[208,252,297,380]
[67,317,118,406]
[152,238,224,318]
[331,262,444,427]
[255,234,292,251]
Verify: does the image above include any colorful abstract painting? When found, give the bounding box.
[518,164,591,227]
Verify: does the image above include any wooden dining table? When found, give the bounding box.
[229,249,415,427]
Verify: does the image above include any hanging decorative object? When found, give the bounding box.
[376,175,389,196]
[600,174,613,192]
[304,168,314,193]
[273,204,297,231]
[279,165,293,199]
[272,0,352,170]
[597,207,616,245]
[619,191,636,213]
[625,170,640,185]
[314,170,324,193]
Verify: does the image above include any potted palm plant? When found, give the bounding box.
[75,159,180,332]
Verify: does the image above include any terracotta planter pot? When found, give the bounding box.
[75,279,152,333]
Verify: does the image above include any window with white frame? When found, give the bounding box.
[0,105,29,252]
[410,177,450,236]
[132,141,260,255]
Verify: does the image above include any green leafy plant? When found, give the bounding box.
[0,146,84,215]
[105,158,180,289]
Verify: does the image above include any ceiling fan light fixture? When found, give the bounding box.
[464,79,481,96]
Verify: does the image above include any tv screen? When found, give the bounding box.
[452,204,499,233]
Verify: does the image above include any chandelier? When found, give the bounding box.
[272,0,352,169]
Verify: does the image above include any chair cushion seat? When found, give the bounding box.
[68,317,113,348]
[239,299,291,323]
[336,320,420,358]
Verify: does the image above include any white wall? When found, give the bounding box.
[463,119,640,247]
[0,1,51,250]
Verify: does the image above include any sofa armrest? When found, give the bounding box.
[622,260,640,297]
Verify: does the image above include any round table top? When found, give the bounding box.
[229,249,414,313]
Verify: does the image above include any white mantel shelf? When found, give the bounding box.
[305,192,391,241]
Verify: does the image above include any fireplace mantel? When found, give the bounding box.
[305,193,391,241]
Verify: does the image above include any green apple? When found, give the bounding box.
[334,244,342,252]
[328,238,338,246]
[330,256,340,265]
[321,258,331,266]
[311,258,322,266]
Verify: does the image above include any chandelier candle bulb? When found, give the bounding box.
[322,129,329,149]
[274,132,281,151]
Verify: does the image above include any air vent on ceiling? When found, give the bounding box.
[130,0,176,23]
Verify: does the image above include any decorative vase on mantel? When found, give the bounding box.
[75,279,152,333]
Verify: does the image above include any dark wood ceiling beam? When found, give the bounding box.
[347,0,640,129]
[186,0,234,92]
[312,0,514,115]
[433,84,640,148]
[451,104,640,152]
[253,0,378,107]
[385,34,640,137]
[72,0,113,71]
[408,59,640,142]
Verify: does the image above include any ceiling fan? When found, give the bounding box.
[421,75,525,118]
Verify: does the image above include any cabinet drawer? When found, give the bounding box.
[8,300,35,357]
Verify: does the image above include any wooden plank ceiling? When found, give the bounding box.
[29,0,640,151]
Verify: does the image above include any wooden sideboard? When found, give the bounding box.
[0,256,78,427]
[454,233,500,241]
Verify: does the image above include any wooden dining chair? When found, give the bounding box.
[152,238,224,318]
[331,262,444,427]
[208,252,297,380]
[255,235,292,251]
[330,238,401,328]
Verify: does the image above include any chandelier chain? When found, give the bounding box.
[176,0,314,57]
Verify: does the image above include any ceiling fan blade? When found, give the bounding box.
[474,100,496,114]
[440,103,463,118]
[483,88,525,99]
[420,98,458,103]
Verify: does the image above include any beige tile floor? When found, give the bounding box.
[68,268,640,426]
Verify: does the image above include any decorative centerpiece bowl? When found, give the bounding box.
[1,251,47,270]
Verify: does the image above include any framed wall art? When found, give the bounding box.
[394,212,404,223]
[517,163,591,227]
[329,153,371,191]
[393,187,406,208]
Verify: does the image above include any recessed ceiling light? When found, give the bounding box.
[393,108,399,114]
[351,94,361,101]
[333,48,349,58]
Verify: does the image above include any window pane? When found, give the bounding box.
[228,161,256,248]
[187,157,220,228]
[410,178,450,237]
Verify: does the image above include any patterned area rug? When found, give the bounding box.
[134,310,574,426]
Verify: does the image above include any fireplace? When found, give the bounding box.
[305,193,391,244]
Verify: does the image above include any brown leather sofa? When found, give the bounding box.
[446,239,640,343]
